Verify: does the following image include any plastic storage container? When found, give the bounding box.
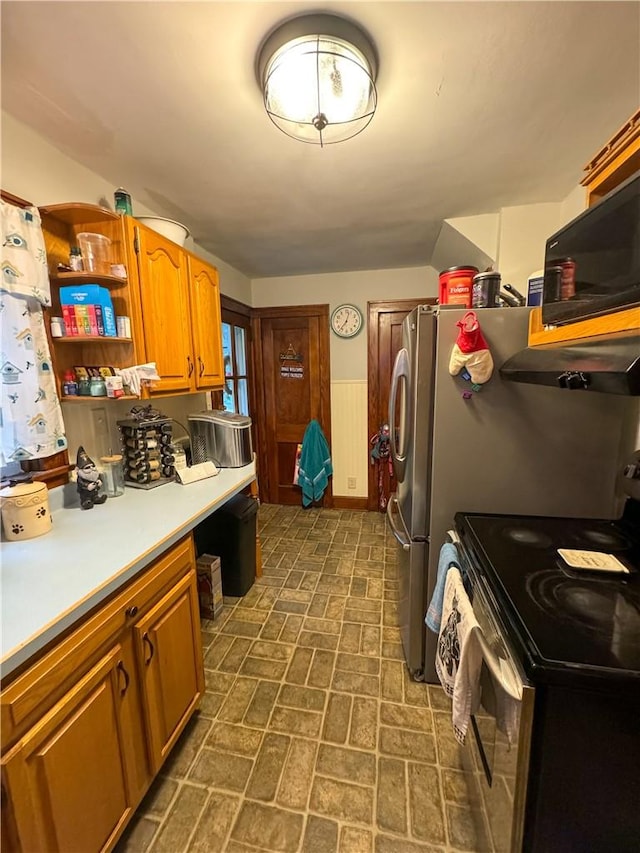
[76,232,112,275]
[194,494,258,596]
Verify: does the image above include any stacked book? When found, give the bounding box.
[59,285,118,337]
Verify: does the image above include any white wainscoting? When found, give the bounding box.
[330,380,369,497]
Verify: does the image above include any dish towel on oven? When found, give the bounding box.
[435,567,483,744]
[425,542,461,633]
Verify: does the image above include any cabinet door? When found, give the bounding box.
[1,645,138,853]
[189,255,225,389]
[135,224,194,393]
[134,571,205,772]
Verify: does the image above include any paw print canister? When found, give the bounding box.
[0,481,52,540]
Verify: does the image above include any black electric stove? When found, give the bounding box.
[454,500,640,852]
[456,505,640,685]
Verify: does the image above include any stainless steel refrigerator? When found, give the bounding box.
[386,305,637,682]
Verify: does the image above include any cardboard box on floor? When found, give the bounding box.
[196,554,223,620]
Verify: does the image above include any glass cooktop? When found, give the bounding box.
[456,511,640,677]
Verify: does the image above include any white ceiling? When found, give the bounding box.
[2,1,639,278]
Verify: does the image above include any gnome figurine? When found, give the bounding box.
[76,446,108,510]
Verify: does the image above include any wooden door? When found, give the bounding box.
[134,223,193,393]
[188,255,224,390]
[254,306,331,506]
[1,645,137,853]
[367,299,434,511]
[134,571,204,773]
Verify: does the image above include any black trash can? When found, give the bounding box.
[194,493,258,596]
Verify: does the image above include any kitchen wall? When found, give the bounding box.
[1,112,252,464]
[496,186,586,291]
[251,267,438,380]
[251,266,437,496]
[1,112,253,305]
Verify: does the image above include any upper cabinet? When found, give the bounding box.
[129,220,193,394]
[188,253,225,390]
[41,204,224,399]
[127,219,224,396]
[581,108,640,206]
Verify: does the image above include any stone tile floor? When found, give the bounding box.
[117,505,488,853]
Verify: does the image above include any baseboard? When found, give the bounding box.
[332,496,369,510]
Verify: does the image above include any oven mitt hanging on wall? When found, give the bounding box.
[449,311,494,385]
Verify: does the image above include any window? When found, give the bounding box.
[221,321,250,416]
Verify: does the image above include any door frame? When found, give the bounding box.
[367,299,436,511]
[252,304,332,506]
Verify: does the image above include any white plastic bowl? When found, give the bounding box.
[136,216,190,246]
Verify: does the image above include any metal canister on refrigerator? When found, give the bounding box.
[472,272,501,308]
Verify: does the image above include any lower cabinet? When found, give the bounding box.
[2,646,137,852]
[135,571,204,772]
[0,534,204,853]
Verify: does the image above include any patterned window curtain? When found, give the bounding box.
[1,199,67,465]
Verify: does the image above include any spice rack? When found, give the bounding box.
[40,203,143,402]
[117,414,175,489]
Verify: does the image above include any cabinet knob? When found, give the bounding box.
[187,356,194,378]
[125,605,138,618]
[198,356,205,377]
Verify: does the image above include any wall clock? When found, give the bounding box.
[331,304,364,338]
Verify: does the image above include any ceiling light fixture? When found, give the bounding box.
[256,13,378,146]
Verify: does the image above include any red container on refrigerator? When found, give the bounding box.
[439,266,478,307]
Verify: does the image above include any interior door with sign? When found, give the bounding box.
[254,306,331,506]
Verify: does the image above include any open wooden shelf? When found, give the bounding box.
[39,203,120,226]
[528,305,640,347]
[54,336,132,344]
[51,272,127,288]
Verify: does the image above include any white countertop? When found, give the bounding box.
[1,461,256,679]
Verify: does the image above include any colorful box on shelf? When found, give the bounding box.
[59,285,117,336]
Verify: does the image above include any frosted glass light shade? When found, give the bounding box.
[258,15,378,146]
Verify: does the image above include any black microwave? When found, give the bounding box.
[542,170,640,326]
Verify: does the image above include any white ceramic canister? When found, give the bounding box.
[0,481,52,541]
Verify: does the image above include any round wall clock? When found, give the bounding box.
[331,304,364,338]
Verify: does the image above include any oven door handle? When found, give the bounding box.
[387,495,411,551]
[475,630,523,701]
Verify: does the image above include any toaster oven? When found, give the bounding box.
[188,410,253,468]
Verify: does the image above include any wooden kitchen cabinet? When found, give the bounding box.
[40,204,144,403]
[40,203,224,402]
[134,571,204,772]
[0,534,204,853]
[130,220,194,394]
[128,220,224,395]
[188,253,225,389]
[581,107,640,206]
[2,645,137,852]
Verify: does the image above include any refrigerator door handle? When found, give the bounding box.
[387,495,411,551]
[389,347,411,482]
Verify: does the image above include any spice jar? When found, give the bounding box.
[100,454,125,497]
[63,370,78,396]
[69,246,83,271]
[89,376,107,397]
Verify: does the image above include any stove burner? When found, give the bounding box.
[581,528,631,550]
[502,527,553,548]
[526,571,640,637]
